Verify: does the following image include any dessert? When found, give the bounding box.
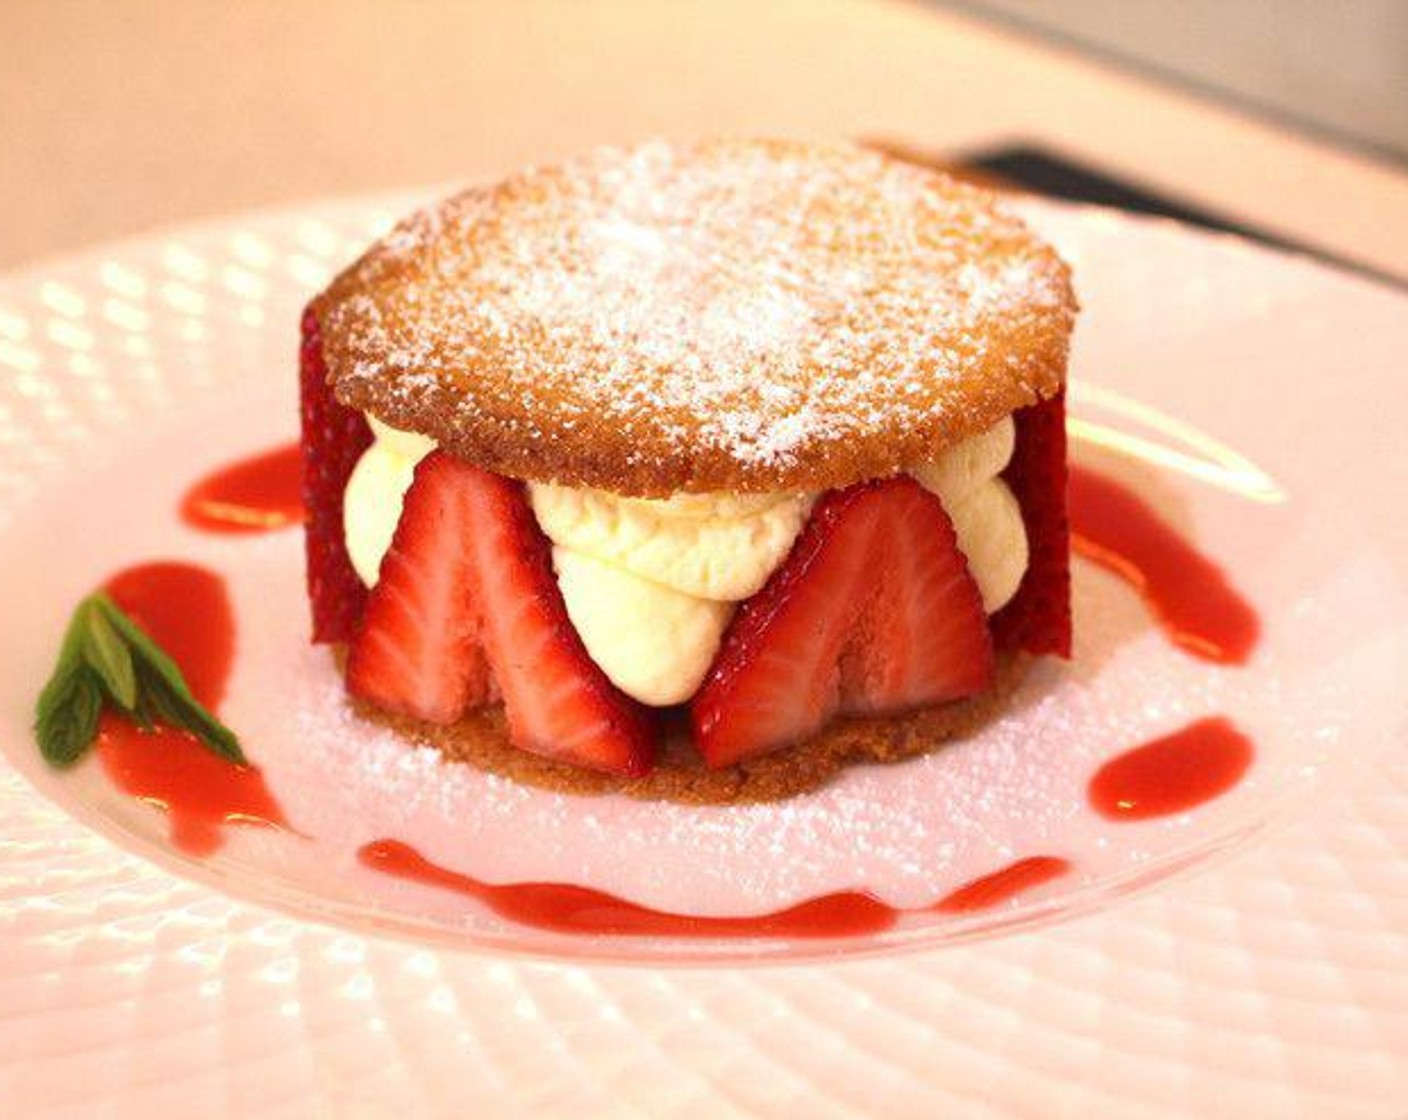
[299,138,1075,800]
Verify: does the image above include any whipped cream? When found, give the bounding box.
[528,486,813,601]
[528,486,814,703]
[551,548,734,705]
[910,418,1027,612]
[343,417,1028,706]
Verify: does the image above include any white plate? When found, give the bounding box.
[2,193,1408,1115]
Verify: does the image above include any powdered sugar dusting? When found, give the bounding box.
[318,139,1074,493]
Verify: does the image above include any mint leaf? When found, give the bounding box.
[34,591,246,769]
[93,595,191,695]
[81,599,137,711]
[93,595,246,766]
[35,604,102,765]
[43,602,89,684]
[36,665,103,767]
[136,661,246,766]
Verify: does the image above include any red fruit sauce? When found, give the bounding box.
[179,442,304,534]
[1067,465,1259,664]
[933,856,1072,913]
[358,840,1070,936]
[95,562,288,855]
[1088,717,1254,821]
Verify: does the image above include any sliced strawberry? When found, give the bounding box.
[692,489,882,767]
[692,478,994,768]
[345,452,492,723]
[990,391,1071,657]
[840,482,995,712]
[299,306,373,644]
[347,452,655,776]
[462,465,655,776]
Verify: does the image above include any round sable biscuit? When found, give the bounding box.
[314,138,1076,497]
[352,653,1029,805]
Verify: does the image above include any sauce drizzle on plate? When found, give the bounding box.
[96,562,288,854]
[1069,464,1260,664]
[934,856,1072,913]
[180,442,303,534]
[1089,717,1254,821]
[358,840,1072,936]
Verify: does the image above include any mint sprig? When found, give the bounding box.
[34,592,245,768]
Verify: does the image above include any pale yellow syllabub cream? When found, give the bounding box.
[343,416,1027,706]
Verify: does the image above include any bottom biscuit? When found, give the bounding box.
[343,651,1030,804]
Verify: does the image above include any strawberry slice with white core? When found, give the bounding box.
[462,464,655,775]
[346,453,491,723]
[840,481,995,711]
[691,478,994,767]
[347,452,655,776]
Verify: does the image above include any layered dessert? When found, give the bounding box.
[299,139,1075,800]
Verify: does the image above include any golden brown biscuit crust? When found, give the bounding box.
[351,653,1029,805]
[315,139,1075,497]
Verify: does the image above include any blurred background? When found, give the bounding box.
[2,0,1405,278]
[944,0,1408,162]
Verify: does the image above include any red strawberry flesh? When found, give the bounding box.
[345,453,492,723]
[840,481,994,711]
[692,478,994,767]
[346,451,655,776]
[694,489,881,765]
[990,391,1072,657]
[299,306,373,644]
[459,464,655,776]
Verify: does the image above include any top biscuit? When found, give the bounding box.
[314,139,1076,496]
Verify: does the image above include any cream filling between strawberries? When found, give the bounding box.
[343,417,1028,707]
